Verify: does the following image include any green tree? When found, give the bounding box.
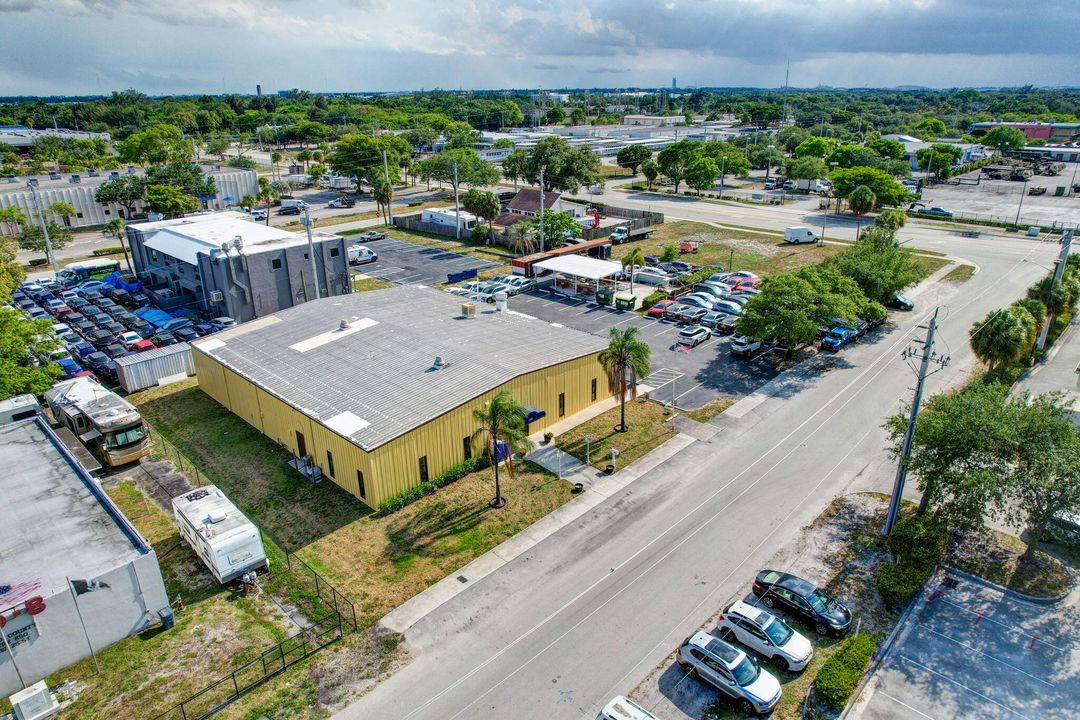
[0,236,25,302]
[913,117,947,140]
[685,156,720,195]
[509,221,537,256]
[330,134,403,187]
[0,308,63,398]
[969,308,1028,377]
[0,206,28,237]
[205,136,231,160]
[144,161,216,198]
[916,143,963,179]
[101,218,131,273]
[980,126,1027,154]
[145,184,197,218]
[827,144,884,170]
[777,126,811,153]
[417,148,500,198]
[95,175,147,218]
[544,107,567,125]
[700,142,750,186]
[795,137,834,158]
[404,126,439,151]
[470,390,533,509]
[534,211,581,251]
[462,188,502,240]
[257,177,275,226]
[501,149,529,187]
[867,138,907,161]
[622,247,645,293]
[117,124,191,164]
[522,136,602,192]
[371,175,393,224]
[830,167,911,206]
[289,120,333,147]
[847,185,877,215]
[737,273,825,354]
[641,158,660,189]
[874,209,907,231]
[616,145,652,175]
[308,163,327,185]
[742,102,783,129]
[656,139,701,193]
[786,157,829,181]
[493,138,515,149]
[443,122,480,150]
[598,327,652,433]
[660,244,680,263]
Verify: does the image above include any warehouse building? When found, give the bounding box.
[126,212,350,321]
[0,417,170,696]
[190,286,610,509]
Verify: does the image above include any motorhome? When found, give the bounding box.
[172,486,268,584]
[43,376,150,466]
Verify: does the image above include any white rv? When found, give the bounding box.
[172,485,268,584]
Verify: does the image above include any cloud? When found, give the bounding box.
[589,67,631,75]
[534,63,560,71]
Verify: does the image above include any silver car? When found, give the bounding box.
[677,631,781,714]
[718,600,814,671]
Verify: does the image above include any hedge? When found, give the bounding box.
[875,515,946,607]
[813,632,878,712]
[640,291,669,310]
[376,455,489,515]
[93,246,124,256]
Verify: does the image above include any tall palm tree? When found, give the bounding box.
[622,247,645,294]
[270,151,283,181]
[101,218,131,273]
[598,327,652,432]
[969,308,1026,378]
[511,222,537,256]
[257,177,274,226]
[471,391,533,508]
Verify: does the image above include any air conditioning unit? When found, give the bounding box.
[9,680,60,720]
[210,290,224,303]
[461,302,476,318]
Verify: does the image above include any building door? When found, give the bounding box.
[295,430,307,458]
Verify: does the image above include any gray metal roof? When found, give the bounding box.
[192,286,608,451]
[115,341,192,366]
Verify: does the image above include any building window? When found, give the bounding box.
[272,257,282,270]
[463,437,472,461]
[419,456,429,483]
[326,450,335,478]
[559,392,565,417]
[357,470,365,498]
[104,209,111,215]
[304,252,309,260]
[330,247,340,258]
[76,212,84,219]
[591,378,597,402]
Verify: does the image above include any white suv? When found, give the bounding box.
[718,600,814,671]
[730,336,762,357]
[677,631,781,715]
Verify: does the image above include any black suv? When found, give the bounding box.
[752,570,851,636]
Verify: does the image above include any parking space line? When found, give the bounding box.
[878,691,938,720]
[611,315,638,327]
[917,623,1054,686]
[935,598,1067,652]
[673,383,703,402]
[898,655,1034,720]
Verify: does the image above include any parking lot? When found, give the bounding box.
[351,237,499,286]
[851,571,1080,720]
[506,289,780,410]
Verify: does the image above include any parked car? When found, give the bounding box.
[699,311,723,329]
[599,696,661,720]
[925,206,953,217]
[151,331,178,346]
[104,322,128,337]
[694,282,731,298]
[663,302,689,321]
[728,271,759,281]
[130,339,156,352]
[118,331,143,349]
[643,255,661,268]
[87,328,114,349]
[54,357,85,379]
[764,178,778,190]
[251,209,268,221]
[96,297,118,310]
[160,317,193,333]
[677,631,781,715]
[677,326,712,347]
[106,288,132,305]
[752,570,852,636]
[130,293,150,307]
[674,306,708,325]
[718,600,814,672]
[821,327,856,352]
[357,230,387,242]
[43,298,71,316]
[347,245,378,265]
[713,314,738,334]
[89,312,112,328]
[72,341,97,360]
[174,326,199,342]
[887,294,914,311]
[668,260,695,273]
[104,343,129,359]
[83,351,117,382]
[72,320,96,336]
[208,316,237,331]
[328,196,355,208]
[129,319,156,338]
[723,295,750,307]
[277,205,302,216]
[711,299,744,316]
[676,294,715,310]
[647,299,679,318]
[731,336,763,357]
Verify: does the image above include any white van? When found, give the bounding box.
[280,198,309,210]
[347,245,378,265]
[784,226,819,245]
[600,696,660,720]
[633,269,671,287]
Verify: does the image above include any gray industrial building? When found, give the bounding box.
[126,211,351,322]
[0,417,170,697]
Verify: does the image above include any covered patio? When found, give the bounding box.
[534,255,624,299]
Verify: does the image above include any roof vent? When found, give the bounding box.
[432,356,447,371]
[461,302,476,318]
[338,318,349,331]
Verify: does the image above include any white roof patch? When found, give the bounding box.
[323,411,371,437]
[288,318,379,353]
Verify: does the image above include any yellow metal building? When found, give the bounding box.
[191,286,610,509]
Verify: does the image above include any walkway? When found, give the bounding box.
[1012,316,1080,419]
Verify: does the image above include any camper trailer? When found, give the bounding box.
[172,485,268,584]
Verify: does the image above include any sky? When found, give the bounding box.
[1,0,1078,96]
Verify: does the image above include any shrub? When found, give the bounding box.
[875,515,947,607]
[227,156,257,170]
[814,633,877,712]
[641,291,668,310]
[28,258,48,266]
[875,562,929,606]
[376,455,488,515]
[470,224,490,245]
[93,246,124,256]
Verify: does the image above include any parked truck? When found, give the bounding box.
[797,178,832,193]
[784,226,819,244]
[609,226,655,243]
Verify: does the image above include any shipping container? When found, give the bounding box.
[115,342,195,392]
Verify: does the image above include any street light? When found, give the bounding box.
[584,434,593,465]
[25,180,59,273]
[1014,177,1029,229]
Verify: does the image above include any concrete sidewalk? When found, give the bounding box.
[1012,316,1080,417]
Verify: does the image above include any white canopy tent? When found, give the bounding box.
[534,255,624,298]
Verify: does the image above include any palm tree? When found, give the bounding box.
[598,327,652,432]
[622,247,645,294]
[511,222,537,256]
[257,176,274,226]
[270,151,282,181]
[969,308,1027,378]
[471,390,533,508]
[101,218,131,273]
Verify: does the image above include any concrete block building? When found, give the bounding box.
[126,212,350,322]
[191,286,610,509]
[0,417,170,696]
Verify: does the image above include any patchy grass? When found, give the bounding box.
[910,255,952,279]
[943,263,977,281]
[46,480,295,720]
[948,527,1072,598]
[281,197,453,230]
[384,227,517,263]
[556,398,675,471]
[685,396,735,423]
[351,275,395,292]
[611,221,845,277]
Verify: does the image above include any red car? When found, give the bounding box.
[733,279,761,292]
[647,298,679,318]
[714,314,738,334]
[131,339,157,353]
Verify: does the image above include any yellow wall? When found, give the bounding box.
[191,348,608,509]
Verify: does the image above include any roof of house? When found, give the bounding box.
[0,418,149,607]
[191,285,607,451]
[508,188,562,214]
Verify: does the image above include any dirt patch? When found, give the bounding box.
[948,527,1073,598]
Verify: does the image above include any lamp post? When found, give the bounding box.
[26,180,59,273]
[584,434,592,465]
[1014,178,1029,229]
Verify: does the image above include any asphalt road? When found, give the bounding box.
[335,206,1060,720]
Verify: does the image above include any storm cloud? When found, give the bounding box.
[1,0,1077,95]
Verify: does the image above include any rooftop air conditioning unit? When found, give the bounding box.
[9,680,60,720]
[461,302,476,318]
[210,290,224,302]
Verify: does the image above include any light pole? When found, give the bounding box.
[26,180,59,274]
[584,434,592,465]
[1014,178,1029,229]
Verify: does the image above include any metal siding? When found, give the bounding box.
[192,348,231,409]
[116,345,195,392]
[220,365,262,431]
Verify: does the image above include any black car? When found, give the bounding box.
[73,320,97,336]
[104,343,129,359]
[887,294,914,311]
[173,326,199,342]
[130,293,150,307]
[97,297,118,310]
[644,255,661,267]
[669,260,695,273]
[68,297,90,311]
[106,288,132,305]
[80,290,104,302]
[89,312,112,328]
[84,352,118,383]
[277,206,302,216]
[129,320,155,338]
[105,322,128,337]
[104,304,128,320]
[752,570,851,636]
[87,328,114,349]
[151,331,177,346]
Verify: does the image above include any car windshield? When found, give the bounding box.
[105,423,147,449]
[731,654,761,686]
[807,589,831,613]
[762,616,793,646]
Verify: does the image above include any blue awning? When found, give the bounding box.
[524,406,546,424]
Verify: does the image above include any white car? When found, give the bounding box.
[251,209,268,221]
[731,336,762,357]
[677,631,781,715]
[599,695,661,720]
[118,330,144,349]
[718,600,814,672]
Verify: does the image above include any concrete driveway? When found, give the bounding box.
[850,571,1080,720]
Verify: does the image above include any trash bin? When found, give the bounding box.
[596,288,615,306]
[1027,226,1040,237]
[614,293,637,311]
[158,606,175,630]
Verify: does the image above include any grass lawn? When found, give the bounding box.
[944,263,977,281]
[685,396,735,423]
[280,196,452,230]
[46,481,295,720]
[910,254,952,279]
[948,527,1072,598]
[556,398,675,471]
[351,275,396,292]
[611,221,846,277]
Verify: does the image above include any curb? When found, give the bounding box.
[940,563,1073,606]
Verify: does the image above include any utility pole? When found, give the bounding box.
[26,180,59,273]
[1036,228,1073,350]
[884,307,950,535]
[453,161,461,240]
[382,149,394,224]
[538,166,546,252]
[301,207,321,300]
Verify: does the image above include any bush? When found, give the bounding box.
[27,258,48,266]
[227,156,257,170]
[641,291,669,310]
[875,515,946,607]
[376,455,488,515]
[814,633,877,712]
[470,224,490,244]
[93,246,124,256]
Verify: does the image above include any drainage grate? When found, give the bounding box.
[457,575,468,584]
[941,576,958,589]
